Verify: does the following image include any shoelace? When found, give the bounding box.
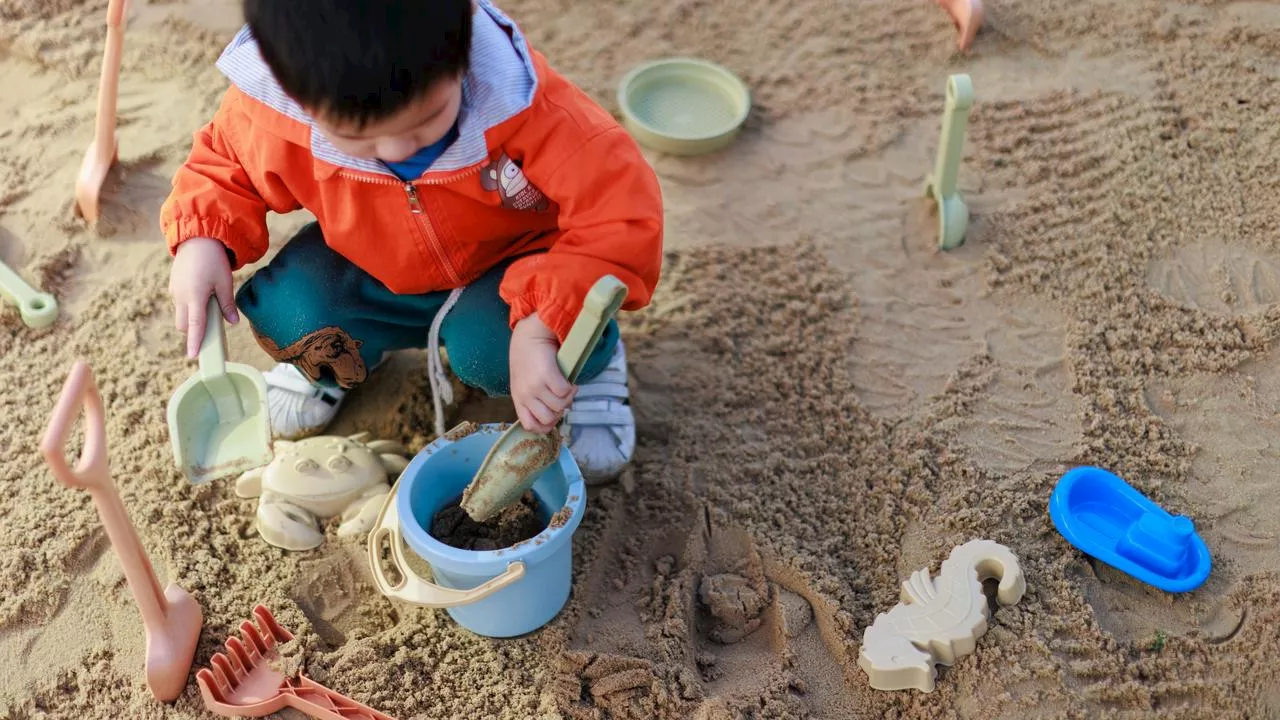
[426,287,465,438]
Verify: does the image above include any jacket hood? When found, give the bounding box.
[214,0,538,177]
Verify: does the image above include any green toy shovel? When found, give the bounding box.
[166,296,273,484]
[924,73,975,251]
[461,275,628,522]
[0,256,57,329]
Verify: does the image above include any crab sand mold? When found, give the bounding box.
[235,433,412,551]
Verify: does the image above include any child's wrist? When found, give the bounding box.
[513,312,555,339]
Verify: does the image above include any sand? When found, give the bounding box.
[432,492,546,551]
[4,0,1280,717]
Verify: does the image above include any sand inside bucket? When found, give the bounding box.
[430,491,546,551]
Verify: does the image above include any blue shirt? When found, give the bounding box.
[384,124,459,181]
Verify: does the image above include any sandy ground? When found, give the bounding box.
[4,0,1280,717]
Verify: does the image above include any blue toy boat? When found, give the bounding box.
[1049,466,1211,593]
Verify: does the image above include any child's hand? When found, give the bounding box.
[509,313,575,434]
[169,236,238,358]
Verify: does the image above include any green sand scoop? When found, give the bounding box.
[167,297,272,484]
[461,275,628,522]
[0,255,57,329]
[924,73,975,251]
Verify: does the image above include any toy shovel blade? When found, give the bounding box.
[461,276,628,522]
[167,296,272,484]
[74,0,126,224]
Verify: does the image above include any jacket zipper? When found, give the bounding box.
[337,168,482,287]
[401,182,460,286]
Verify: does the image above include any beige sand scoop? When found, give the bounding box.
[858,539,1025,692]
[40,361,202,702]
[167,296,273,484]
[461,275,627,522]
[74,0,127,224]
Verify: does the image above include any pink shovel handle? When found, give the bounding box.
[92,0,127,161]
[40,361,170,633]
[40,361,110,488]
[106,0,127,26]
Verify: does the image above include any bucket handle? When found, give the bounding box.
[367,478,525,608]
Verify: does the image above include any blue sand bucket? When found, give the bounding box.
[368,424,586,637]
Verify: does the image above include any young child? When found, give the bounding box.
[161,0,663,481]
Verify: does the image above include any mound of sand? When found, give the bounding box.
[5,0,1280,718]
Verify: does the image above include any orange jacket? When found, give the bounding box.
[160,2,662,341]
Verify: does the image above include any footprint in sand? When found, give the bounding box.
[1145,359,1280,578]
[293,545,398,649]
[1145,241,1280,579]
[1147,241,1280,316]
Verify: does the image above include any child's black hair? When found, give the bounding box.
[244,0,473,129]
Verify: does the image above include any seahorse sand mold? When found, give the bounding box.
[8,0,1280,717]
[858,540,1026,693]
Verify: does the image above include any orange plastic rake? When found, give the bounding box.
[197,605,396,720]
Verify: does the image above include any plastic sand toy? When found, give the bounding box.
[1049,466,1211,593]
[198,605,395,719]
[923,74,974,251]
[369,423,587,637]
[461,275,626,522]
[75,0,126,224]
[617,58,751,156]
[167,296,273,484]
[936,0,985,51]
[41,361,202,702]
[859,539,1025,692]
[235,433,410,551]
[0,255,57,329]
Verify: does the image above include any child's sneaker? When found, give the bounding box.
[565,339,635,483]
[263,363,347,440]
